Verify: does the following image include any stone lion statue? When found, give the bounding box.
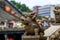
[20,12,44,35]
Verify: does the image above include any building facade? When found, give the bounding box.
[38,5,55,20]
[33,6,41,13]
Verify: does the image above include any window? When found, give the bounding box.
[39,7,51,10]
[38,12,50,16]
[39,8,51,12]
[38,11,50,14]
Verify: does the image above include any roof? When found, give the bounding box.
[0,0,23,20]
[0,8,16,20]
[5,0,22,15]
[44,25,60,37]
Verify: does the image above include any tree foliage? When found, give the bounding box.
[36,16,42,19]
[10,0,32,12]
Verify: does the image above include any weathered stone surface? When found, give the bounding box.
[22,35,40,40]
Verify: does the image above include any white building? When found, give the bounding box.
[38,5,56,20]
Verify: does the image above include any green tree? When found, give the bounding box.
[36,16,42,19]
[11,0,32,12]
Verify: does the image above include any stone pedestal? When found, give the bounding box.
[22,35,40,40]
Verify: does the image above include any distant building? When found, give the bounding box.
[33,6,41,13]
[38,5,56,20]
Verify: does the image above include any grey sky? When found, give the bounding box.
[10,0,60,9]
